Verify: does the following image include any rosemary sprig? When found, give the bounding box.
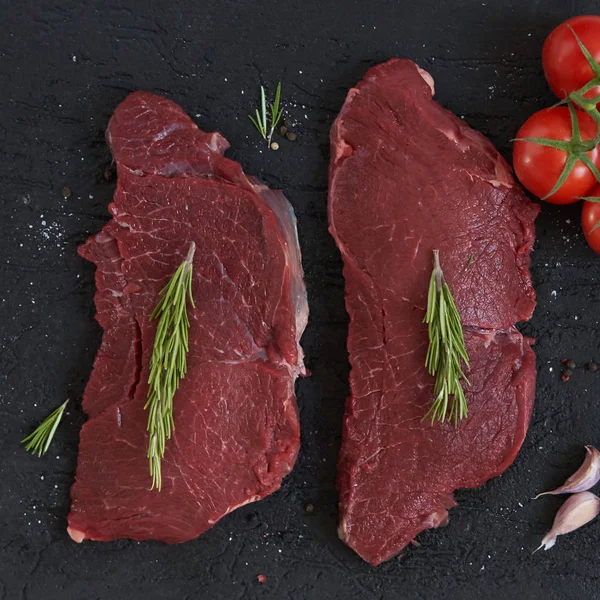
[22,400,69,457]
[423,250,470,425]
[145,241,195,491]
[249,82,284,148]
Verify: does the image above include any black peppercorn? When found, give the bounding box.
[560,358,576,369]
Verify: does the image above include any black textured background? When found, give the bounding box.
[2,1,600,599]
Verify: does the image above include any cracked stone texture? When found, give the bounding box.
[1,0,599,599]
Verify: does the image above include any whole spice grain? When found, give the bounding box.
[279,125,288,135]
[286,132,297,141]
[305,503,314,513]
[561,369,572,381]
[585,362,598,372]
[61,186,71,199]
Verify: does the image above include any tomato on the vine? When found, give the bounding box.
[581,189,600,253]
[542,15,600,100]
[513,107,600,204]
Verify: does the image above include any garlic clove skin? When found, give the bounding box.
[535,445,600,498]
[534,491,600,553]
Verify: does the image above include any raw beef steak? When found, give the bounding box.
[328,59,538,565]
[68,91,308,543]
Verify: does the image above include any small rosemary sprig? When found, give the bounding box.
[22,400,69,457]
[423,250,470,425]
[249,82,284,148]
[146,241,195,491]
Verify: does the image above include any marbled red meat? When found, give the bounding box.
[68,91,307,543]
[328,59,538,565]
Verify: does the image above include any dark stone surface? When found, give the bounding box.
[1,1,599,598]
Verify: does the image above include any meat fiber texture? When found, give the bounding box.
[328,59,539,566]
[68,91,308,543]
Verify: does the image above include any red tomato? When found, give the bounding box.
[513,107,600,204]
[581,189,600,253]
[542,16,600,100]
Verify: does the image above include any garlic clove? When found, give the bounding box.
[534,491,600,553]
[535,445,600,498]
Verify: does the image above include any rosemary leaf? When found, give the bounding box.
[145,241,195,491]
[260,85,267,133]
[422,250,470,425]
[268,81,284,146]
[249,110,267,140]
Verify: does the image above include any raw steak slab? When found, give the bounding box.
[328,59,538,565]
[68,92,307,543]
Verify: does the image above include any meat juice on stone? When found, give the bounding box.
[328,59,539,566]
[68,92,308,543]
